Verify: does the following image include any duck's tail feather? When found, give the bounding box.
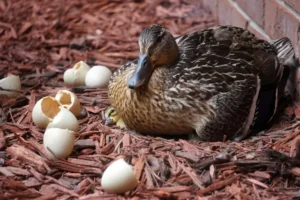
[271,37,296,66]
[250,38,295,133]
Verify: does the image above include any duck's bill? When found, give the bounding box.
[128,53,153,89]
[104,117,114,126]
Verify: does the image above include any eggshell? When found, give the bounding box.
[63,68,76,86]
[74,61,90,86]
[101,159,138,194]
[43,128,75,159]
[32,96,61,128]
[55,90,81,116]
[63,61,91,86]
[47,107,79,131]
[85,65,112,88]
[0,75,21,97]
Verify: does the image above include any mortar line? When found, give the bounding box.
[276,0,300,21]
[228,0,271,41]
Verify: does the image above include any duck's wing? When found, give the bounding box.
[169,26,295,140]
[173,25,295,97]
[171,26,273,96]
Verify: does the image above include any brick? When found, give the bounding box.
[202,0,218,19]
[235,0,265,27]
[264,0,300,58]
[284,0,300,14]
[264,0,282,38]
[217,0,248,28]
[234,0,246,10]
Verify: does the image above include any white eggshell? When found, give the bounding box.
[47,107,79,131]
[32,96,61,128]
[63,61,91,86]
[43,128,75,159]
[63,68,76,86]
[85,65,112,88]
[101,159,138,194]
[0,75,21,97]
[55,90,81,116]
[73,61,91,86]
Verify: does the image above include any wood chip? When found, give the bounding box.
[6,144,47,174]
[246,178,269,189]
[197,175,239,195]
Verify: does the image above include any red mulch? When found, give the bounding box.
[1,0,300,199]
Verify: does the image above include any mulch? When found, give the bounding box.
[1,0,300,199]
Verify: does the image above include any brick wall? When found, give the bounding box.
[201,0,300,99]
[202,0,300,57]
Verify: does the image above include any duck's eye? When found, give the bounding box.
[142,58,148,67]
[108,108,115,117]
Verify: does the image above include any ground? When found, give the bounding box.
[1,0,300,199]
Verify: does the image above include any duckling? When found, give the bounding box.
[108,25,295,141]
[104,106,126,129]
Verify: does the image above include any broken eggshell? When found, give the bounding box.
[0,75,21,97]
[43,128,75,159]
[55,90,81,116]
[32,96,79,131]
[32,96,61,128]
[101,158,139,194]
[63,61,90,86]
[47,107,79,132]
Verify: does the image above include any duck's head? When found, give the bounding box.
[104,106,119,125]
[104,106,126,129]
[128,24,179,89]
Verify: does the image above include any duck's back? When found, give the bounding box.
[167,26,294,140]
[174,26,279,84]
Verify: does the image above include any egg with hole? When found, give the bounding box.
[0,75,21,97]
[32,96,61,128]
[63,61,91,86]
[43,128,75,159]
[47,107,79,131]
[85,65,112,88]
[32,97,79,131]
[55,90,81,116]
[101,158,138,194]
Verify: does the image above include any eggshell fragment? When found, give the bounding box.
[63,61,91,86]
[47,107,79,131]
[85,65,112,88]
[55,90,81,116]
[0,75,21,97]
[43,128,75,159]
[32,96,61,128]
[101,159,138,194]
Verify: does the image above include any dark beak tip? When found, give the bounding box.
[128,80,136,89]
[105,118,112,126]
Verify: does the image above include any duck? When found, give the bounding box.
[104,106,126,129]
[107,24,295,141]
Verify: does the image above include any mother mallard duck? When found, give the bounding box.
[107,24,295,141]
